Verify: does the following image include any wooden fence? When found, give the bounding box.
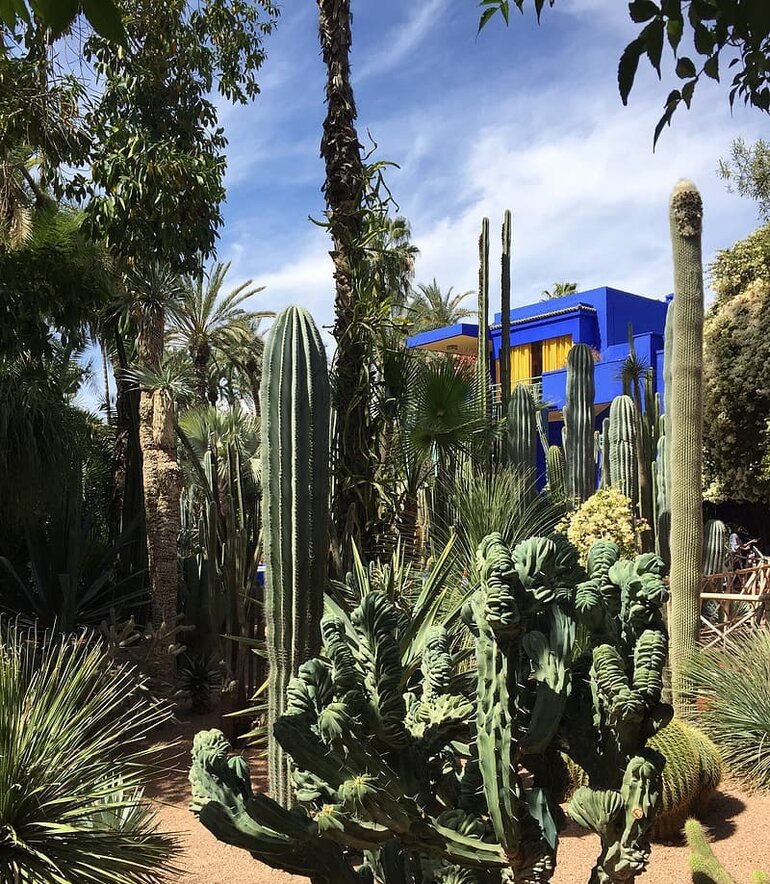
[696,562,770,648]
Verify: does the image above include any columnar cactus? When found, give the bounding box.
[260,305,331,807]
[547,445,566,498]
[601,417,611,488]
[192,534,671,884]
[564,343,596,502]
[655,433,670,565]
[507,384,537,484]
[667,180,705,714]
[476,217,491,424]
[609,395,639,511]
[703,519,729,576]
[500,210,512,419]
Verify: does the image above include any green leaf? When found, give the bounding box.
[703,53,719,80]
[628,0,659,24]
[618,36,645,104]
[666,15,683,51]
[31,0,78,35]
[693,22,715,55]
[81,0,125,42]
[681,79,696,108]
[643,18,665,76]
[675,56,697,79]
[0,0,30,28]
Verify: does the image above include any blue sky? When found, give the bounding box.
[206,0,768,354]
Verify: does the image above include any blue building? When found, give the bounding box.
[406,286,670,444]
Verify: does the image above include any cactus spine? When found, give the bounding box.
[500,210,512,421]
[261,306,331,807]
[476,218,491,425]
[564,343,596,502]
[608,395,639,509]
[668,180,705,715]
[507,384,536,482]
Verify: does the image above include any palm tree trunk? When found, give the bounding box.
[101,337,113,425]
[194,340,211,406]
[138,305,181,688]
[317,0,377,563]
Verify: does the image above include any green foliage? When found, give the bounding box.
[685,627,770,791]
[191,535,671,883]
[0,0,125,40]
[719,137,770,222]
[261,306,331,808]
[686,818,770,884]
[478,1,770,144]
[67,0,279,272]
[704,226,770,504]
[0,623,177,882]
[405,279,474,333]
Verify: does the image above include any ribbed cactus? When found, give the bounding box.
[703,519,729,576]
[608,395,639,510]
[507,383,536,483]
[500,210,512,420]
[260,305,331,807]
[668,180,705,715]
[686,819,769,884]
[547,445,566,498]
[564,343,596,502]
[655,433,670,565]
[476,217,491,425]
[601,417,611,487]
[192,534,671,883]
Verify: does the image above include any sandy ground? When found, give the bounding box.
[150,712,770,884]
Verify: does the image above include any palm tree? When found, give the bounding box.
[167,262,271,405]
[541,281,578,300]
[124,262,185,679]
[406,279,474,333]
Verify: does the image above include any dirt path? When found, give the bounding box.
[151,714,770,884]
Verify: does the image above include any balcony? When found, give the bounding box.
[490,377,543,417]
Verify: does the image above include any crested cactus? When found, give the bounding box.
[564,343,596,502]
[668,180,706,714]
[609,395,639,511]
[260,305,331,807]
[192,531,670,883]
[507,384,537,484]
[547,445,566,498]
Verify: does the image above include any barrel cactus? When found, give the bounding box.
[260,305,331,807]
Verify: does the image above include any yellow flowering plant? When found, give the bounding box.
[558,487,647,564]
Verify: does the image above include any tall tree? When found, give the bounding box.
[316,0,373,556]
[719,136,770,222]
[167,261,271,406]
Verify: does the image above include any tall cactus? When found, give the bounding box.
[261,305,331,807]
[500,210,512,421]
[608,395,639,510]
[655,433,670,565]
[601,417,611,488]
[476,218,491,424]
[668,180,705,715]
[703,519,728,576]
[564,343,596,502]
[507,383,536,484]
[547,445,566,498]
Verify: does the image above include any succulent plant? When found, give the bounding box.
[192,532,670,883]
[260,305,331,807]
[507,384,537,491]
[608,395,639,512]
[547,445,566,499]
[564,343,596,502]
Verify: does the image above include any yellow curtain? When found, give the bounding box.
[542,335,573,373]
[510,344,532,385]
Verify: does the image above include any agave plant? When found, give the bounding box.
[0,623,178,882]
[685,626,770,790]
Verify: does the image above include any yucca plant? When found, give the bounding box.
[0,623,178,882]
[685,626,770,790]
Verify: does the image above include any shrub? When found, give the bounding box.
[685,627,770,791]
[0,624,178,882]
[558,486,644,564]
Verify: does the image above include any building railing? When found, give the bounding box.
[490,377,543,417]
